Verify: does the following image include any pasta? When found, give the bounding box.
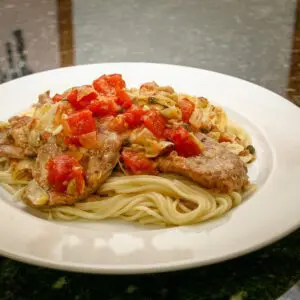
[46,175,244,226]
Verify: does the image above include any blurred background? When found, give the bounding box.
[0,0,299,105]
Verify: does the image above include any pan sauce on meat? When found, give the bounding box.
[157,133,248,193]
[23,131,121,207]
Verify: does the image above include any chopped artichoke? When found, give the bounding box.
[214,107,227,132]
[208,131,221,141]
[37,102,60,131]
[28,129,41,147]
[221,142,244,155]
[189,108,203,129]
[130,128,174,157]
[12,159,34,181]
[196,97,208,108]
[66,179,77,195]
[148,96,176,107]
[157,86,175,93]
[161,106,182,120]
[24,180,49,206]
[189,133,205,152]
[51,125,63,135]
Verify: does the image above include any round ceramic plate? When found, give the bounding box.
[0,63,299,274]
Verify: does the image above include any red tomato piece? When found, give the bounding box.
[64,136,81,147]
[93,76,115,96]
[121,149,157,175]
[87,96,119,117]
[143,110,166,139]
[66,110,96,136]
[53,94,63,103]
[46,154,85,194]
[67,89,78,105]
[67,86,98,110]
[164,127,201,157]
[116,90,132,109]
[178,98,195,123]
[105,74,126,90]
[123,105,145,128]
[93,74,126,97]
[109,116,128,133]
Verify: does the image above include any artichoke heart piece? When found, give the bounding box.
[12,159,34,181]
[189,133,205,152]
[130,128,174,157]
[161,106,182,120]
[148,96,176,108]
[214,107,228,132]
[189,108,203,129]
[28,129,42,147]
[24,180,49,206]
[36,102,60,132]
[67,179,79,196]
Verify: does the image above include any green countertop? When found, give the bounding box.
[0,229,299,300]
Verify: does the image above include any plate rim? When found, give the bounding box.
[0,62,299,274]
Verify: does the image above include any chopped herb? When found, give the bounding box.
[200,127,210,134]
[246,145,255,154]
[182,123,191,131]
[122,138,131,147]
[118,107,125,114]
[148,96,157,104]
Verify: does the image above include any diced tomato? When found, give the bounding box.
[93,74,126,96]
[109,116,128,133]
[46,154,85,194]
[164,127,201,157]
[67,86,98,110]
[105,74,126,90]
[93,76,115,96]
[53,94,63,103]
[67,88,78,104]
[143,110,166,139]
[165,127,187,144]
[116,90,132,109]
[87,96,119,117]
[109,105,145,132]
[123,105,145,128]
[78,131,98,149]
[64,136,81,147]
[121,149,157,175]
[179,98,195,123]
[42,132,51,141]
[66,110,96,136]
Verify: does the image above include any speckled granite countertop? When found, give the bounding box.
[0,0,299,299]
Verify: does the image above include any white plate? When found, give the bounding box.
[0,63,299,274]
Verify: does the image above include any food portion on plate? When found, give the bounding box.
[0,74,255,226]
